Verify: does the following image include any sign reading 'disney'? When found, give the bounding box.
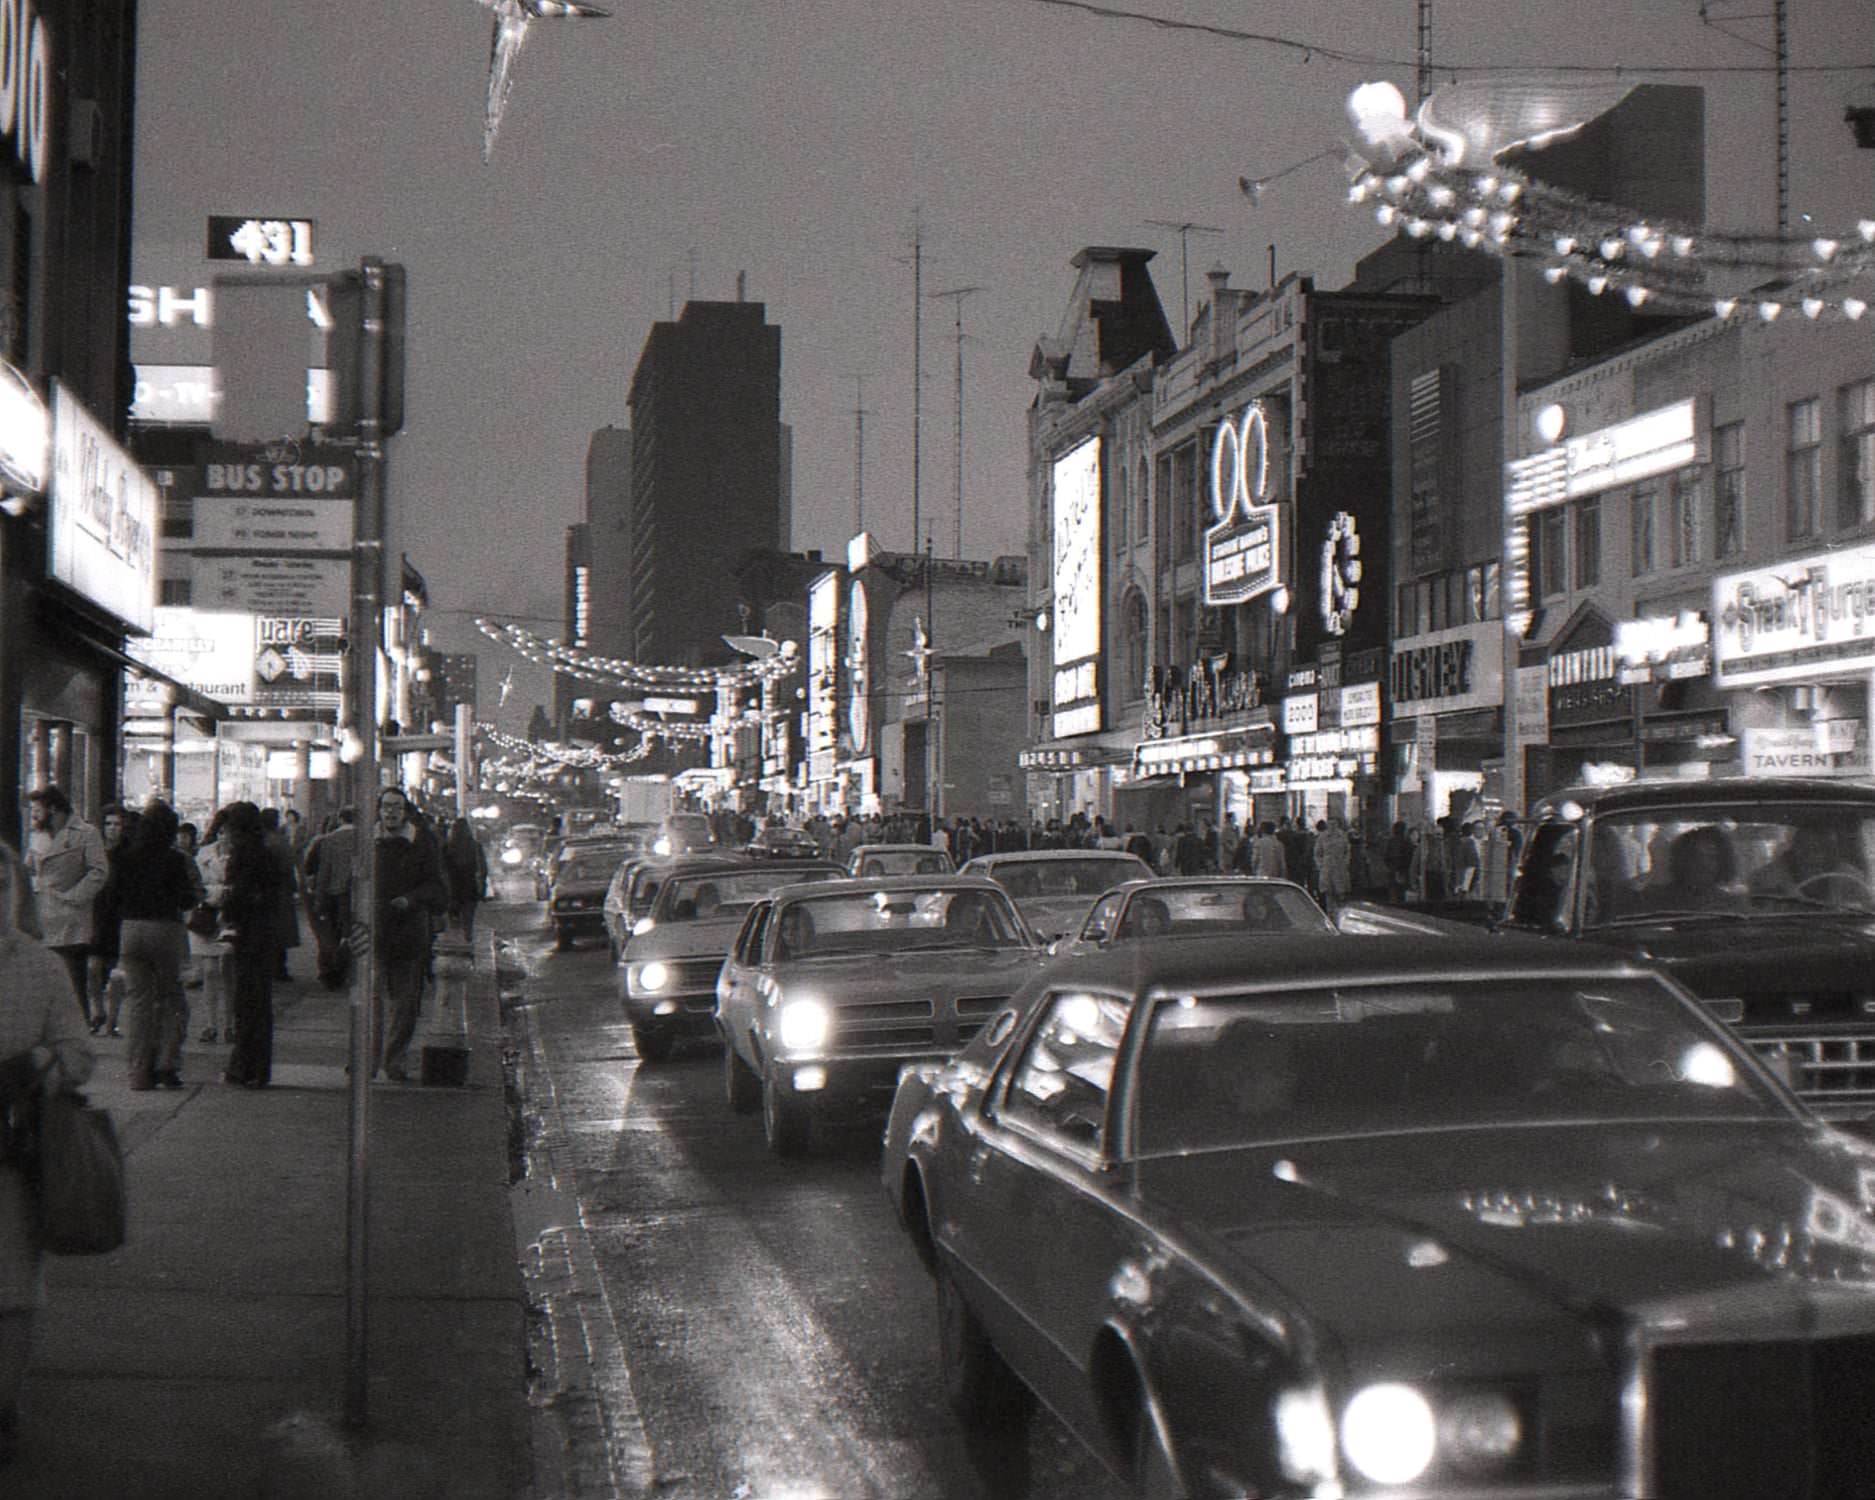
[1205,404,1282,606]
[49,382,156,634]
[1714,542,1875,687]
[1389,621,1503,718]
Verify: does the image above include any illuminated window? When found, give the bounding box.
[1714,422,1745,559]
[1631,483,1658,576]
[1572,499,1600,589]
[1840,379,1875,529]
[1668,470,1702,568]
[1787,397,1822,540]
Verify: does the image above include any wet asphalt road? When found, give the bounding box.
[489,891,1129,1500]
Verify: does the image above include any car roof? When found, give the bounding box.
[852,843,946,854]
[1035,930,1660,995]
[772,874,1011,903]
[1106,876,1317,896]
[967,849,1147,863]
[1533,775,1875,818]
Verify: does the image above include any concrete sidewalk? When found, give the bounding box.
[8,939,534,1499]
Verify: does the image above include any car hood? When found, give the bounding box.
[624,916,746,961]
[775,947,1044,1000]
[1139,1122,1875,1355]
[1579,916,1875,1017]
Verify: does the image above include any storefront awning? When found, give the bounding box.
[1018,742,1133,771]
[1132,723,1277,778]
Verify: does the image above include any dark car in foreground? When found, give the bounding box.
[717,876,1046,1155]
[619,857,842,1061]
[883,932,1875,1499]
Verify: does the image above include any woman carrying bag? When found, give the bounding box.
[0,837,96,1465]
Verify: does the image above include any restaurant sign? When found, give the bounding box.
[1714,543,1875,687]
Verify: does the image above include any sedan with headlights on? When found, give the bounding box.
[620,857,843,1061]
[716,877,1047,1156]
[1055,876,1331,957]
[882,932,1875,1498]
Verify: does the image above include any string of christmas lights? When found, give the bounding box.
[477,722,657,772]
[1342,81,1875,323]
[474,617,798,690]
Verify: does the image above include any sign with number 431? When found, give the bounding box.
[207,216,314,267]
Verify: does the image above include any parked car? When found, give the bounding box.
[547,845,634,950]
[1055,876,1332,956]
[846,843,954,877]
[1340,776,1875,1119]
[744,825,826,860]
[620,857,843,1062]
[717,877,1046,1155]
[955,848,1154,941]
[882,931,1875,1498]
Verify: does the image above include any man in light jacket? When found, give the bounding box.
[24,784,109,1017]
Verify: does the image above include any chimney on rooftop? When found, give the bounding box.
[1206,263,1233,365]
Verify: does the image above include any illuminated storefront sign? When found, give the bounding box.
[1506,398,1704,515]
[253,616,342,709]
[1132,725,1277,777]
[1204,404,1282,606]
[1340,680,1382,727]
[1051,435,1102,735]
[125,607,255,702]
[807,572,840,779]
[0,0,48,184]
[1142,659,1264,740]
[1282,694,1318,734]
[1319,512,1362,635]
[1390,623,1501,716]
[1714,543,1875,687]
[0,358,47,495]
[573,565,590,646]
[1615,610,1710,684]
[847,580,870,752]
[1288,725,1381,785]
[131,365,332,426]
[1740,725,1866,779]
[208,216,315,267]
[48,382,156,633]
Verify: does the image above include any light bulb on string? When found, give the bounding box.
[1814,238,1840,262]
[1845,299,1868,320]
[1758,301,1783,321]
[1599,237,1625,261]
[1802,297,1825,319]
[1554,236,1577,255]
[1543,264,1568,284]
[1625,285,1650,307]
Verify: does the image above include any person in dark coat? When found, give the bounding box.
[373,787,448,1082]
[260,807,301,981]
[442,818,490,940]
[217,802,280,1088]
[85,804,130,1036]
[112,800,198,1089]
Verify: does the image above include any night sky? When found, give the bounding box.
[128,0,1875,724]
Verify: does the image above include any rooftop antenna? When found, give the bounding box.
[894,210,927,556]
[1144,219,1223,334]
[930,286,982,560]
[843,370,872,536]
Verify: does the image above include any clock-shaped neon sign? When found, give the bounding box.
[1320,512,1362,635]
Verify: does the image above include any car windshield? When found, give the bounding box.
[1577,803,1875,926]
[1110,882,1330,940]
[855,849,952,876]
[560,853,624,884]
[1133,978,1791,1155]
[660,867,837,922]
[987,856,1145,898]
[771,887,1029,957]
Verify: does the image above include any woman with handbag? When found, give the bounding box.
[0,837,95,1465]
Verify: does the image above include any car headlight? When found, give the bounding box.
[653,836,673,855]
[501,848,523,865]
[635,961,670,993]
[1437,1390,1522,1475]
[777,999,831,1053]
[1342,1384,1437,1485]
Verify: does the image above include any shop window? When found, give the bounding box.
[1573,497,1601,589]
[1631,483,1658,577]
[1840,379,1875,529]
[1787,397,1822,540]
[1714,422,1745,559]
[1668,470,1702,569]
[1539,509,1567,597]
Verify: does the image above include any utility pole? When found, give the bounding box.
[344,255,389,1430]
[1144,219,1223,335]
[910,212,924,558]
[843,370,871,536]
[930,286,981,560]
